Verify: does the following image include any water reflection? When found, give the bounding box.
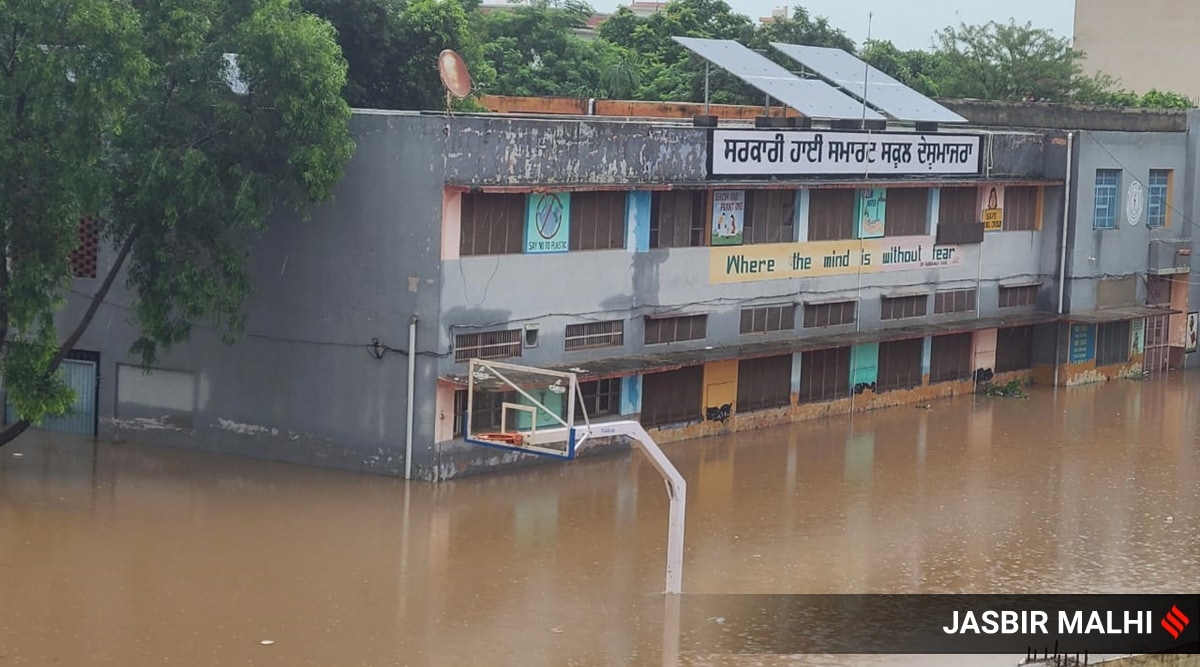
[1,375,1198,666]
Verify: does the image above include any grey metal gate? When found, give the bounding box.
[1144,315,1171,375]
[5,356,99,437]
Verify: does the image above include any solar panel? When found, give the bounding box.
[672,37,884,121]
[770,42,968,124]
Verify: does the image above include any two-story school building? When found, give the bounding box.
[16,102,1199,479]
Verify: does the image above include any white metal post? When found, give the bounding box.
[595,421,686,594]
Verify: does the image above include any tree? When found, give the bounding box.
[301,0,483,110]
[475,0,609,98]
[0,0,355,447]
[744,6,854,56]
[927,20,1095,103]
[860,39,941,98]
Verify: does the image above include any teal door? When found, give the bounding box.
[6,356,99,437]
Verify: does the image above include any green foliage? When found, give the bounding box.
[928,20,1084,103]
[860,39,941,98]
[473,0,609,98]
[0,0,354,431]
[300,0,482,110]
[1081,88,1196,110]
[980,379,1030,399]
[1,0,149,426]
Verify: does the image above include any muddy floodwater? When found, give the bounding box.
[2,376,1198,666]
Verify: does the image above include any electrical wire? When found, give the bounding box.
[65,286,452,358]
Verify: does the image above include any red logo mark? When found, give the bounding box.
[1161,605,1190,640]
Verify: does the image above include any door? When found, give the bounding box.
[1143,315,1171,375]
[5,352,99,437]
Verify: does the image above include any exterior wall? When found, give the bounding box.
[50,112,449,475]
[1074,0,1200,103]
[1067,130,1189,312]
[438,190,1056,377]
[34,110,1197,480]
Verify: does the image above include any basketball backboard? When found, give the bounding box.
[464,359,589,459]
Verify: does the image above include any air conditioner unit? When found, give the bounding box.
[1147,239,1191,275]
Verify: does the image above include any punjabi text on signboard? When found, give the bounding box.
[711,130,983,177]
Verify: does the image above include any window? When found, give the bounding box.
[880,294,928,321]
[1147,170,1171,228]
[70,216,99,279]
[929,333,973,383]
[999,285,1038,308]
[743,190,795,244]
[995,326,1032,372]
[877,338,924,392]
[459,388,518,434]
[884,188,928,236]
[934,288,976,314]
[938,187,978,225]
[454,329,522,363]
[644,314,707,345]
[454,389,468,437]
[803,301,857,328]
[808,189,855,241]
[460,193,525,256]
[1096,321,1131,366]
[641,366,703,427]
[740,305,795,334]
[565,320,624,352]
[1093,169,1120,229]
[736,355,793,412]
[799,347,850,403]
[570,191,626,251]
[575,378,621,420]
[1005,186,1040,231]
[650,190,706,248]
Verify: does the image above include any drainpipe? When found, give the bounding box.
[405,315,418,481]
[1054,132,1075,388]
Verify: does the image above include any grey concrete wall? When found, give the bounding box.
[55,111,448,475]
[1187,112,1200,369]
[438,202,1056,379]
[443,114,709,186]
[1067,130,1190,312]
[940,99,1189,133]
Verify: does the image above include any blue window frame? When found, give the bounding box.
[1093,169,1120,230]
[1147,170,1170,227]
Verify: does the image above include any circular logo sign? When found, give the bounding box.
[534,194,565,240]
[1126,180,1144,226]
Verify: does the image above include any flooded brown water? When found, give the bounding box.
[2,375,1198,666]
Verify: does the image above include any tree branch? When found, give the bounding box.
[0,226,140,449]
[49,226,139,371]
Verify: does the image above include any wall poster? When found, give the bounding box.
[711,190,745,246]
[1186,312,1198,354]
[981,185,1004,232]
[856,188,886,239]
[525,192,570,253]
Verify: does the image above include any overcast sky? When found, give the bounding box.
[592,0,1077,51]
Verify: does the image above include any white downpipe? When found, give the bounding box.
[404,316,418,481]
[1055,132,1074,388]
[593,420,686,595]
[1058,131,1074,315]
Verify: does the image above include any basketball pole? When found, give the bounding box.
[594,421,687,595]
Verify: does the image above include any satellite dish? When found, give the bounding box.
[438,49,472,99]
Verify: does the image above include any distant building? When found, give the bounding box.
[759,6,788,26]
[626,1,666,17]
[1073,0,1200,102]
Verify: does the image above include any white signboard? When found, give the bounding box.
[711,129,983,177]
